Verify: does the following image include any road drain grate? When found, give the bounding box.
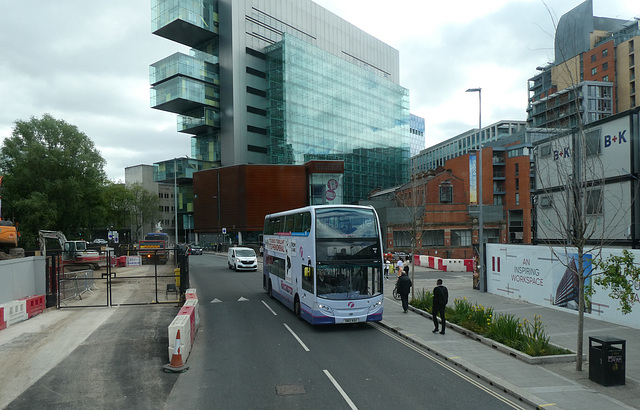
[276,385,306,396]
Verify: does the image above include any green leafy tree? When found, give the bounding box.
[103,182,135,230]
[128,182,160,242]
[0,114,107,247]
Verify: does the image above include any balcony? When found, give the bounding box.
[152,0,218,48]
[178,108,220,134]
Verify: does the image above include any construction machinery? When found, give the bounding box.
[38,230,103,270]
[0,175,22,257]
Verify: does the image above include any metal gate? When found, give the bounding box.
[49,248,190,308]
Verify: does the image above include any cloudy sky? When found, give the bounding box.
[1,1,638,182]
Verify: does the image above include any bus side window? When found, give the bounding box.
[302,266,313,292]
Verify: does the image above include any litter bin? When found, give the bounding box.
[589,336,625,386]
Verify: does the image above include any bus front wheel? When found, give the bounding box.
[294,296,301,319]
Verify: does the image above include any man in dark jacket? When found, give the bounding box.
[396,271,412,313]
[432,279,448,334]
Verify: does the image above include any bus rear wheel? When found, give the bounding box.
[268,280,274,299]
[294,296,301,319]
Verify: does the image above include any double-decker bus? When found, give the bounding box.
[263,205,384,324]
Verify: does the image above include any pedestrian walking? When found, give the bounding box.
[389,262,395,278]
[384,260,390,280]
[396,271,412,313]
[396,258,404,277]
[432,279,449,334]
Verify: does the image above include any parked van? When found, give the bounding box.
[227,247,258,271]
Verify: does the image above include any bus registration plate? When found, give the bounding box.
[344,318,359,323]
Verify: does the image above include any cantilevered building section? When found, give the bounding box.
[150,0,411,205]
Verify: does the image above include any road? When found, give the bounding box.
[166,254,521,409]
[4,253,525,409]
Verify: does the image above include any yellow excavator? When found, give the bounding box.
[0,176,21,257]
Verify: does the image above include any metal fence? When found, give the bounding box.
[45,248,190,308]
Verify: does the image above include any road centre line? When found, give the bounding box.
[262,300,277,316]
[283,323,310,352]
[323,370,358,410]
[374,324,526,410]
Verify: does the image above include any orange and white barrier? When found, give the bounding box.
[20,295,45,318]
[163,329,189,372]
[168,314,191,361]
[0,307,6,331]
[164,287,200,371]
[0,300,27,327]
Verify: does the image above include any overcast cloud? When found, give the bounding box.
[1,1,638,182]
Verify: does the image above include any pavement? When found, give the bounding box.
[380,265,640,410]
[1,258,639,409]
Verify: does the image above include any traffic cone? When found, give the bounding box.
[163,329,189,373]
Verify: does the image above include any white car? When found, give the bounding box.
[93,239,108,244]
[227,247,258,271]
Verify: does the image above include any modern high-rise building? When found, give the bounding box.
[150,0,411,212]
[526,0,639,129]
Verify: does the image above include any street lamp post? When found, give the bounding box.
[466,88,485,292]
[174,158,179,247]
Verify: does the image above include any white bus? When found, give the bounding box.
[262,205,384,324]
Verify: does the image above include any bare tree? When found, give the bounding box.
[535,2,637,371]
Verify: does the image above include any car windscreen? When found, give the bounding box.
[236,249,255,257]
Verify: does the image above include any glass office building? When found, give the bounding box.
[266,35,410,203]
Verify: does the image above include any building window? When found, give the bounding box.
[422,230,444,246]
[515,163,519,176]
[539,195,553,208]
[439,184,452,203]
[515,178,519,191]
[591,67,597,75]
[393,230,412,247]
[515,193,520,206]
[602,62,608,71]
[603,75,609,82]
[585,129,601,156]
[602,48,608,57]
[539,143,551,157]
[451,230,471,247]
[586,188,603,215]
[591,54,597,63]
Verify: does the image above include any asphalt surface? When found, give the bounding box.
[1,254,639,409]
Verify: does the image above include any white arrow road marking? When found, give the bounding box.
[210,298,223,303]
[238,297,249,302]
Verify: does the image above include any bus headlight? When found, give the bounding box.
[317,304,333,315]
[368,301,382,313]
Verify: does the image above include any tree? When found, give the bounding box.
[102,182,135,230]
[534,4,636,371]
[128,182,160,242]
[0,114,107,247]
